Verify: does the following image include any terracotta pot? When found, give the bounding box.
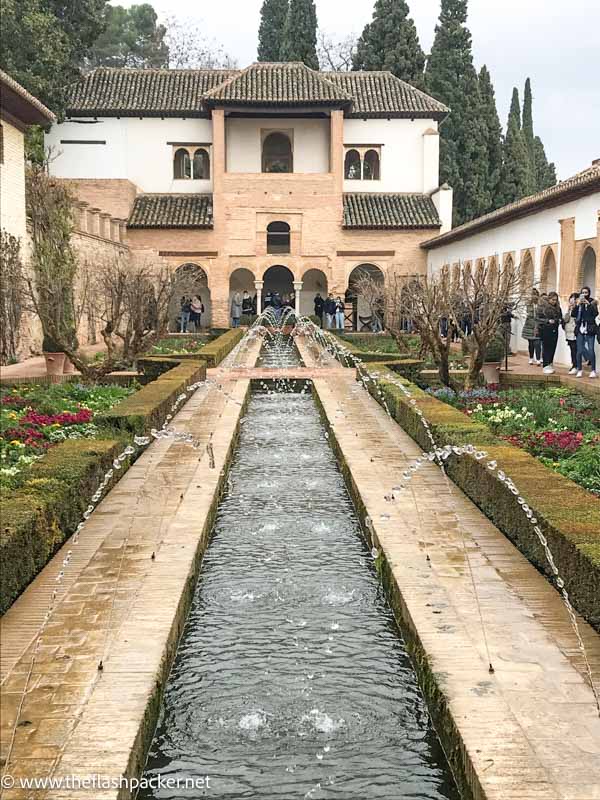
[43,352,66,376]
[482,361,500,385]
[63,357,76,374]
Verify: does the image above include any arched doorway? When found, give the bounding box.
[301,268,328,318]
[170,263,211,331]
[347,263,384,331]
[540,249,557,293]
[581,246,597,295]
[262,265,294,311]
[229,268,256,322]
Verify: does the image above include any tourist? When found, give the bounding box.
[231,292,242,328]
[272,292,283,321]
[371,296,383,332]
[189,295,204,332]
[263,290,273,311]
[314,293,324,327]
[179,296,191,333]
[335,296,345,330]
[324,294,336,329]
[537,291,562,374]
[521,289,542,365]
[563,293,579,374]
[241,290,253,318]
[575,286,598,378]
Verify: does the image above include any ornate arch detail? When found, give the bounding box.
[539,245,558,293]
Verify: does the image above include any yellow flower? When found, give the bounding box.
[8,412,18,419]
[51,423,61,428]
[10,440,23,447]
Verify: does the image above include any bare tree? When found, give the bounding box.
[317,31,357,71]
[0,230,24,364]
[164,15,237,69]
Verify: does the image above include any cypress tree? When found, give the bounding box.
[352,0,425,89]
[522,78,534,159]
[279,0,319,69]
[257,0,289,62]
[534,136,557,190]
[425,0,488,225]
[478,65,503,212]
[499,90,534,204]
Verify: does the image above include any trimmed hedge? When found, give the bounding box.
[193,328,244,367]
[363,364,600,631]
[0,439,123,613]
[99,359,206,434]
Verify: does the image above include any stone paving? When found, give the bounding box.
[1,334,599,799]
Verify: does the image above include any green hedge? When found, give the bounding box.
[0,439,123,613]
[198,328,244,367]
[363,364,600,631]
[99,359,206,434]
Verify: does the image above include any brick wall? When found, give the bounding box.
[61,178,138,220]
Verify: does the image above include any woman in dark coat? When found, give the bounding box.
[537,292,562,374]
[521,289,541,365]
[574,286,598,378]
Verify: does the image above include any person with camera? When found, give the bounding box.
[574,286,598,378]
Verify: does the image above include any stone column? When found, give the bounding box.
[117,220,127,243]
[254,280,264,315]
[559,217,576,299]
[74,201,88,232]
[99,212,112,240]
[293,280,303,316]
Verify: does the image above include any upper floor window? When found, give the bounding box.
[262,132,293,174]
[267,221,290,254]
[173,145,211,180]
[344,145,382,181]
[344,149,361,180]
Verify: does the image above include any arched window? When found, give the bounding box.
[262,132,293,173]
[267,221,290,254]
[344,149,361,180]
[363,149,380,180]
[173,148,191,179]
[193,148,210,180]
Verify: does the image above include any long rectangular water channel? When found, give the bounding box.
[139,387,460,799]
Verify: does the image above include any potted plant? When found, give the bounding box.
[482,334,505,384]
[42,334,66,375]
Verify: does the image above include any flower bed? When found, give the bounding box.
[427,385,600,496]
[0,383,135,490]
[146,335,212,356]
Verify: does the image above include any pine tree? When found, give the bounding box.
[478,65,503,212]
[258,0,289,62]
[352,0,425,89]
[425,0,488,225]
[499,90,534,204]
[279,0,319,69]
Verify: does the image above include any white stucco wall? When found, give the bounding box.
[342,118,438,193]
[226,117,330,174]
[46,117,214,193]
[426,191,599,366]
[0,117,27,241]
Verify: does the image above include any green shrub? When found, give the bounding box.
[198,328,244,367]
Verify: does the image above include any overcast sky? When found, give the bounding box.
[122,0,599,179]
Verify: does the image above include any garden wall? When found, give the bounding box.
[362,364,600,632]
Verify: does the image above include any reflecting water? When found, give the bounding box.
[140,392,459,799]
[257,330,302,368]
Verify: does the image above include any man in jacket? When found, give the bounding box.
[314,293,324,327]
[324,294,336,329]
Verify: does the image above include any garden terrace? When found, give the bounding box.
[361,364,600,631]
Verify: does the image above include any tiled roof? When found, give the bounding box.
[66,68,236,117]
[324,71,448,119]
[343,193,441,229]
[65,65,448,119]
[422,163,600,249]
[127,194,213,228]
[203,62,351,106]
[0,69,56,124]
